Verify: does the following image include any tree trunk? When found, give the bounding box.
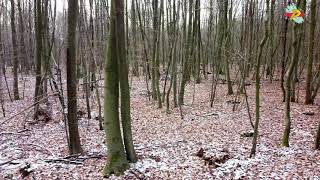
[34,0,43,118]
[195,0,201,84]
[224,0,233,95]
[282,0,306,147]
[216,0,225,82]
[267,0,275,82]
[67,0,82,155]
[280,19,289,102]
[315,118,320,149]
[305,0,317,104]
[250,0,269,157]
[179,0,194,105]
[151,0,159,101]
[131,0,139,77]
[0,21,5,117]
[103,0,130,176]
[10,0,20,100]
[17,0,28,75]
[118,0,138,163]
[135,0,151,80]
[155,0,163,108]
[88,0,103,130]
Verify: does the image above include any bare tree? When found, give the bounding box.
[67,0,82,155]
[10,0,20,100]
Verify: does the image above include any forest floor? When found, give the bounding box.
[0,74,320,179]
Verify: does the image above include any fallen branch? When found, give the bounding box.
[76,154,105,160]
[201,112,219,117]
[0,93,58,126]
[44,153,105,165]
[0,129,30,136]
[303,111,315,116]
[0,159,19,166]
[44,159,83,165]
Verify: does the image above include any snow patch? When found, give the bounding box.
[133,158,168,172]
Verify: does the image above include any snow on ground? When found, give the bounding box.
[0,75,320,179]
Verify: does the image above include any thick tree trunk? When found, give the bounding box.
[103,0,131,176]
[118,0,138,163]
[67,0,82,155]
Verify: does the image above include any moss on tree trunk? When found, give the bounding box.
[103,0,132,176]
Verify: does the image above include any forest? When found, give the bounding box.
[0,0,320,179]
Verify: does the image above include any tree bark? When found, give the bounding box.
[17,0,28,75]
[118,0,138,163]
[179,0,194,105]
[67,0,82,155]
[10,0,20,100]
[224,0,233,95]
[250,0,269,157]
[0,17,5,117]
[282,0,306,147]
[151,0,159,100]
[315,118,320,149]
[34,0,43,119]
[305,0,317,104]
[103,0,131,176]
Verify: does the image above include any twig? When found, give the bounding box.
[44,159,83,165]
[44,153,105,165]
[0,159,15,166]
[62,153,82,159]
[201,112,219,117]
[77,154,105,160]
[0,159,21,167]
[0,129,29,136]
